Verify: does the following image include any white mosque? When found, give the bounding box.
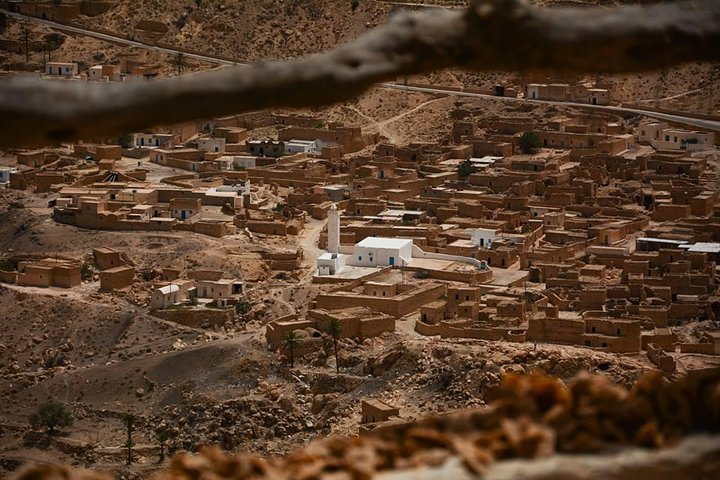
[317,204,413,276]
[316,204,490,277]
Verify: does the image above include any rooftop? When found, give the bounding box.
[680,243,720,253]
[356,237,413,249]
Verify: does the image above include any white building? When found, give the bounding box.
[586,88,610,106]
[285,139,317,155]
[526,84,542,100]
[197,137,226,153]
[316,205,414,275]
[324,184,348,202]
[638,122,715,152]
[317,203,346,276]
[208,180,251,196]
[150,284,190,310]
[469,156,501,169]
[637,122,668,144]
[471,228,498,248]
[349,237,413,268]
[0,167,18,186]
[46,62,78,77]
[134,133,173,148]
[655,128,714,152]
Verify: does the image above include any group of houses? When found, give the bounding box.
[3,71,720,378]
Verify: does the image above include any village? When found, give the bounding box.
[3,60,719,367]
[1,0,720,478]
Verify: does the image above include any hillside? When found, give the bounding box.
[1,0,717,115]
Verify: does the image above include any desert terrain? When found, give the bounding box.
[0,1,719,479]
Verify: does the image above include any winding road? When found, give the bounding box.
[2,10,241,66]
[383,84,720,133]
[3,9,719,133]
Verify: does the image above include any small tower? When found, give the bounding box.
[316,203,345,276]
[328,203,340,255]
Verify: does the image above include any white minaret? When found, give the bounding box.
[328,203,340,255]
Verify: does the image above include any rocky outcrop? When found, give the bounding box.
[12,369,720,480]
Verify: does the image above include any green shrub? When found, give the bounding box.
[29,402,74,436]
[519,132,541,154]
[457,160,476,179]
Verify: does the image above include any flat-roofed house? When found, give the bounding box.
[361,399,400,424]
[169,198,201,220]
[46,62,78,77]
[350,237,413,268]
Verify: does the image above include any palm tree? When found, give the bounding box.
[283,331,299,368]
[327,318,342,374]
[121,413,136,465]
[172,52,187,76]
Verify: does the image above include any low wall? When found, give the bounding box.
[316,283,445,318]
[154,308,234,328]
[679,343,716,355]
[326,267,393,292]
[414,320,442,336]
[404,265,492,284]
[267,260,301,271]
[412,244,487,269]
[646,343,676,372]
[415,319,526,342]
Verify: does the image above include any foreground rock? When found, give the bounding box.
[13,369,720,479]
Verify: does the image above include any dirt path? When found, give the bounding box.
[377,97,446,143]
[347,105,399,144]
[379,97,444,127]
[298,218,325,280]
[4,282,103,303]
[638,88,704,103]
[347,97,444,144]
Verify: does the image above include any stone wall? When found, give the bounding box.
[154,308,234,328]
[316,283,445,318]
[646,343,676,372]
[415,319,526,342]
[679,343,716,354]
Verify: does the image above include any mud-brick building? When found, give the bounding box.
[361,400,400,424]
[265,307,396,350]
[93,247,123,271]
[17,258,81,288]
[526,313,642,353]
[99,266,135,291]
